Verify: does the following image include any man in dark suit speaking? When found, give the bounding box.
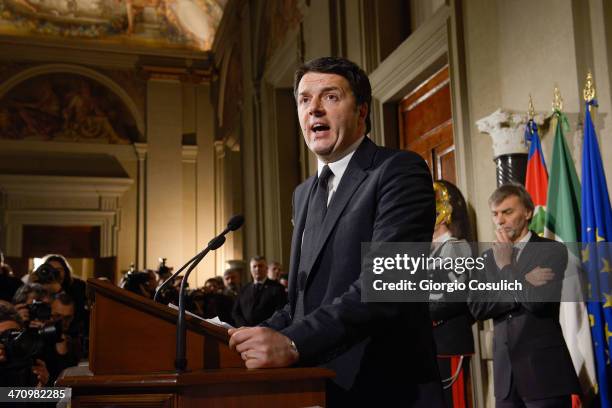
[229,57,443,406]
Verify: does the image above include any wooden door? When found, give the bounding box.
[398,65,456,183]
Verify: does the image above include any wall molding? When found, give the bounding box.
[0,174,132,258]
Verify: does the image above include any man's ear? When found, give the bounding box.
[358,103,368,120]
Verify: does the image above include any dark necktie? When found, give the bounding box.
[294,165,333,320]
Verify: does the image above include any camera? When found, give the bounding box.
[27,300,51,322]
[0,323,62,365]
[0,322,62,386]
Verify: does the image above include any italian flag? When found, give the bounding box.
[545,111,597,407]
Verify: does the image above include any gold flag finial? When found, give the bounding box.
[552,85,563,112]
[528,94,535,120]
[584,71,596,103]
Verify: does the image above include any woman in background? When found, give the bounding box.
[428,180,476,408]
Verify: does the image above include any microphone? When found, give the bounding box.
[174,215,244,372]
[153,215,243,303]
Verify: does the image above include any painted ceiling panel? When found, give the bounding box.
[0,0,227,52]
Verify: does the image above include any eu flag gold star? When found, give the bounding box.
[590,314,595,327]
[604,293,612,309]
[582,247,590,263]
[601,259,611,273]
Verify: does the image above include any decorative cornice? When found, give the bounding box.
[182,146,199,163]
[214,140,226,158]
[370,5,450,102]
[0,139,138,162]
[140,65,213,84]
[0,175,133,196]
[133,143,148,160]
[0,36,212,61]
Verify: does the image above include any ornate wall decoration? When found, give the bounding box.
[0,73,140,143]
[0,0,226,51]
[102,68,146,123]
[265,0,302,61]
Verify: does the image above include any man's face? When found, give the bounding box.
[267,263,281,280]
[51,300,74,333]
[490,195,532,242]
[296,72,367,163]
[224,271,240,289]
[250,260,267,282]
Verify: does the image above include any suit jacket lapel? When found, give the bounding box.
[516,233,539,275]
[303,138,377,282]
[288,176,316,307]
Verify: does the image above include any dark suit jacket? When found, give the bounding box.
[468,233,580,401]
[261,137,444,407]
[232,279,287,327]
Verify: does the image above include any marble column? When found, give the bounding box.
[476,109,545,186]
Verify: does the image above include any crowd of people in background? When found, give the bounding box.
[119,256,289,329]
[0,251,288,388]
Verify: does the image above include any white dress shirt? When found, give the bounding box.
[316,135,365,206]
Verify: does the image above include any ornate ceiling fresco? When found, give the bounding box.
[0,0,227,52]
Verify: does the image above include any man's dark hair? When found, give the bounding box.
[489,183,535,221]
[40,254,72,287]
[250,255,266,263]
[12,283,49,305]
[294,57,372,134]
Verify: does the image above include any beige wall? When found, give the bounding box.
[146,80,184,271]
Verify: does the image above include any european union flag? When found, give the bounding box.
[582,98,612,408]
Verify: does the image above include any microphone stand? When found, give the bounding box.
[174,235,225,372]
[172,215,244,372]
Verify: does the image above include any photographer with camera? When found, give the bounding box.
[30,256,89,359]
[12,284,70,384]
[0,302,49,387]
[44,292,80,384]
[38,255,88,334]
[12,283,53,329]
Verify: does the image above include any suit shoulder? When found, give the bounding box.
[372,146,429,172]
[531,234,565,248]
[295,175,315,194]
[374,145,424,162]
[265,279,285,289]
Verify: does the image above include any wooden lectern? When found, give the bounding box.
[57,279,334,407]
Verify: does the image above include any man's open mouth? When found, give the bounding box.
[312,124,330,133]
